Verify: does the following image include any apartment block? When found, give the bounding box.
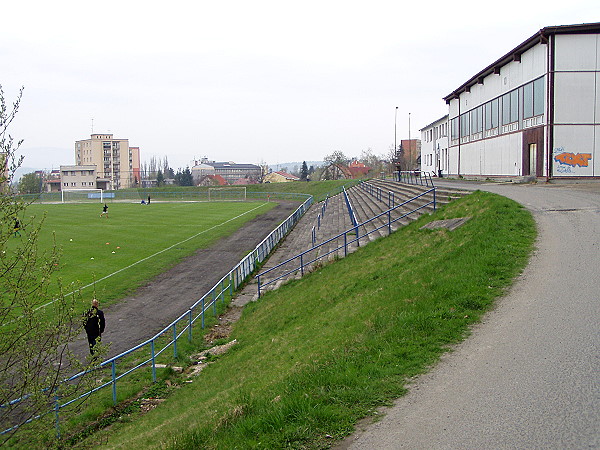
[75,134,141,189]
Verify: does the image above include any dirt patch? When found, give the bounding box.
[203,306,243,344]
[69,201,299,360]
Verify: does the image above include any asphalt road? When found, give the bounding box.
[339,181,600,449]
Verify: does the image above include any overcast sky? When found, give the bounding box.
[2,1,598,171]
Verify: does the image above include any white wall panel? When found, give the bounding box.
[554,72,596,124]
[555,34,598,71]
[521,44,548,81]
[595,126,600,176]
[552,125,595,176]
[596,72,600,122]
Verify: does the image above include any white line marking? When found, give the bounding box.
[33,203,268,312]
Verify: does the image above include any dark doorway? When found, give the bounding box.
[522,127,544,177]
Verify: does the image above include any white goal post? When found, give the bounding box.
[61,188,104,203]
[208,187,247,202]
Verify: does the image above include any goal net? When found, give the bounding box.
[61,189,104,203]
[208,187,247,202]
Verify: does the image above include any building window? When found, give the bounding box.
[485,98,499,130]
[523,82,534,119]
[533,77,544,117]
[460,112,470,138]
[451,117,459,140]
[471,106,483,134]
[501,93,511,125]
[510,90,519,123]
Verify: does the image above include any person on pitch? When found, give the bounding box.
[83,299,105,356]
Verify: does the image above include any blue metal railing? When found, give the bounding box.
[342,187,360,248]
[393,170,435,187]
[256,188,436,297]
[2,193,313,437]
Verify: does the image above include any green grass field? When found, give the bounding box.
[5,200,276,314]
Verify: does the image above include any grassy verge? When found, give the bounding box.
[69,191,535,449]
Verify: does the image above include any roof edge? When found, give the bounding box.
[443,22,600,103]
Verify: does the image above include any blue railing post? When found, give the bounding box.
[433,188,437,211]
[173,323,177,358]
[257,275,262,298]
[112,360,117,404]
[54,389,60,439]
[151,341,156,382]
[188,310,193,342]
[300,254,304,276]
[344,232,347,257]
[388,210,392,235]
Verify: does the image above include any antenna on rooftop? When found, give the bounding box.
[91,118,94,134]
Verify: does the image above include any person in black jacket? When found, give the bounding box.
[83,299,105,356]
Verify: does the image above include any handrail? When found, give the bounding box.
[2,193,313,437]
[256,188,436,297]
[393,170,436,187]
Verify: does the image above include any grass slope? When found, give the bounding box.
[91,191,535,449]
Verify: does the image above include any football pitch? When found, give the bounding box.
[7,200,275,313]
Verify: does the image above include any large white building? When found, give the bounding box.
[428,22,600,180]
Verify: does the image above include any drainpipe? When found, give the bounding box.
[457,98,461,177]
[546,32,554,181]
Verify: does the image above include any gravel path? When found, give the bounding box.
[338,182,600,449]
[69,201,298,360]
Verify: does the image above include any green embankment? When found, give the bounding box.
[84,191,536,449]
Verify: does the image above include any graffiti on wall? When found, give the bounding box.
[553,147,592,174]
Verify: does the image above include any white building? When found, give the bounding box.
[59,165,111,190]
[437,22,600,180]
[420,115,449,176]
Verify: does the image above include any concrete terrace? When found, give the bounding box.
[232,179,467,307]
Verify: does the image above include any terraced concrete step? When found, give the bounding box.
[240,181,468,298]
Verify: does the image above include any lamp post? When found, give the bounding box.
[394,106,398,166]
[408,112,412,170]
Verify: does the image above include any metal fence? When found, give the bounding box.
[1,193,313,437]
[393,170,435,187]
[256,187,436,297]
[15,190,313,204]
